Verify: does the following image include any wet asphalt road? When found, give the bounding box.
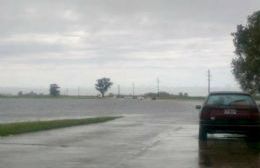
[0,99,260,168]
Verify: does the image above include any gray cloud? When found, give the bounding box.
[0,0,259,94]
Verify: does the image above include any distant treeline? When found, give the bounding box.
[143,91,205,100]
[144,91,188,98]
[0,91,258,101]
[0,91,205,100]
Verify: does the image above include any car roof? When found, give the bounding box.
[209,91,250,96]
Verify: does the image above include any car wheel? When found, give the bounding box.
[199,126,207,141]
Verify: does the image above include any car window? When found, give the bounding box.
[206,94,255,106]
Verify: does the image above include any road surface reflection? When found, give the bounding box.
[199,135,260,168]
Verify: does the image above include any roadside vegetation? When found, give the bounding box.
[0,116,121,136]
[232,11,260,95]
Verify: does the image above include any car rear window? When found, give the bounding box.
[206,94,255,106]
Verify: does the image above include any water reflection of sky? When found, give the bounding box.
[199,135,260,168]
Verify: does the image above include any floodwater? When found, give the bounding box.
[199,136,260,168]
[0,98,260,168]
[0,98,201,122]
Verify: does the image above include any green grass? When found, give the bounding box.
[0,116,121,136]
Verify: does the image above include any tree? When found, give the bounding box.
[231,11,260,94]
[184,92,189,97]
[95,78,113,97]
[49,84,60,96]
[17,91,23,96]
[178,92,183,97]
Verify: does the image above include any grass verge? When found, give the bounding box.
[0,116,121,136]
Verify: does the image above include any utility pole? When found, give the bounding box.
[157,78,160,97]
[208,69,211,94]
[132,83,135,97]
[77,87,80,97]
[66,88,69,96]
[117,85,121,97]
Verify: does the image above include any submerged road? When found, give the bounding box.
[0,99,259,167]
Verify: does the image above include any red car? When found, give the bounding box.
[197,92,260,140]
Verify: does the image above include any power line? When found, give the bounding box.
[132,83,135,97]
[157,77,160,97]
[66,88,69,96]
[117,85,120,97]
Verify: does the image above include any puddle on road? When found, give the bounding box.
[199,135,260,168]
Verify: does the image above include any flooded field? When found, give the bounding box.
[0,98,201,123]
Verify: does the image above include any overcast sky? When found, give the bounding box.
[0,0,260,95]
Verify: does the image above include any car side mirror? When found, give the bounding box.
[196,105,202,109]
